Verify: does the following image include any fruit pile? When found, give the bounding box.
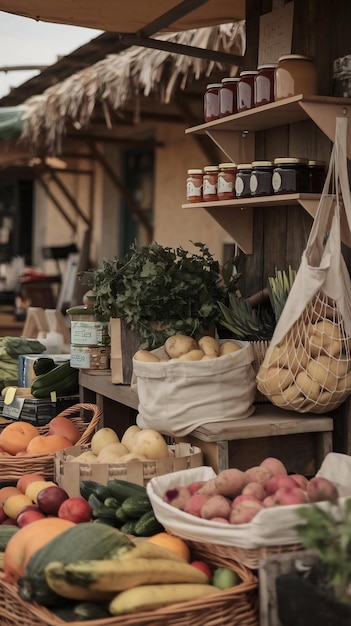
[0,414,81,457]
[162,457,340,524]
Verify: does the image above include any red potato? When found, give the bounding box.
[231,494,262,508]
[214,468,247,498]
[290,474,309,490]
[211,516,230,523]
[229,504,261,524]
[244,466,273,486]
[260,457,288,476]
[242,481,267,500]
[306,476,339,502]
[163,486,191,510]
[200,495,231,520]
[197,479,220,496]
[263,495,277,508]
[265,474,301,495]
[187,481,206,495]
[184,493,211,517]
[273,486,309,506]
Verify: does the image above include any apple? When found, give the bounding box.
[37,486,70,515]
[17,508,46,528]
[190,560,212,579]
[58,496,93,523]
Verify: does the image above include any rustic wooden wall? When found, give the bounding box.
[239,0,351,297]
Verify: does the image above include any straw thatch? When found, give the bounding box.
[21,22,245,154]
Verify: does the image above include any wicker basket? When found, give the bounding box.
[0,403,102,482]
[0,546,258,626]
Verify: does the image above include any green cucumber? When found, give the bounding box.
[31,360,74,390]
[88,493,105,511]
[134,510,164,537]
[80,479,113,503]
[115,505,131,524]
[92,505,119,520]
[33,357,57,376]
[32,371,79,398]
[104,497,121,508]
[106,478,147,502]
[120,519,138,535]
[121,495,152,518]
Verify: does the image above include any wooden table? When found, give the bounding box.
[79,371,333,476]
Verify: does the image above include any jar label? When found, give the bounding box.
[218,176,234,193]
[250,174,259,194]
[203,179,217,195]
[187,180,202,198]
[235,177,245,196]
[70,321,110,346]
[272,171,282,192]
[70,346,110,369]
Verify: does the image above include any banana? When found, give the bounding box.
[109,583,219,615]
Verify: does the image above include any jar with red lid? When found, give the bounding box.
[235,164,253,198]
[237,71,258,112]
[217,163,237,200]
[274,55,318,101]
[186,169,203,203]
[203,166,219,201]
[204,83,222,122]
[219,77,240,117]
[254,64,277,107]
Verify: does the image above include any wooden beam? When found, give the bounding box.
[36,174,77,232]
[174,93,222,163]
[44,166,90,226]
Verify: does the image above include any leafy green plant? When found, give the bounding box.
[295,499,351,605]
[267,266,297,322]
[80,241,226,349]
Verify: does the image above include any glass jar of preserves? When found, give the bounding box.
[204,83,222,122]
[203,165,219,201]
[237,71,258,112]
[307,160,327,193]
[235,164,253,198]
[250,161,274,196]
[217,163,237,200]
[219,77,240,117]
[272,157,309,194]
[254,64,277,107]
[274,54,318,101]
[186,169,203,203]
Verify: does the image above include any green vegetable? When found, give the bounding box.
[80,242,226,349]
[121,495,152,518]
[31,360,79,398]
[106,479,148,502]
[133,510,164,536]
[211,567,240,589]
[33,357,57,376]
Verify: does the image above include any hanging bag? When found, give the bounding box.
[257,116,351,413]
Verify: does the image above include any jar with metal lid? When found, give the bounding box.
[307,160,327,193]
[235,164,253,198]
[272,157,309,194]
[204,83,222,122]
[250,161,274,197]
[203,165,219,201]
[254,64,277,107]
[219,77,240,117]
[186,169,203,203]
[67,306,110,347]
[217,163,237,200]
[274,55,318,101]
[237,71,258,112]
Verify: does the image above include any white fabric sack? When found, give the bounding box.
[132,340,256,436]
[147,453,351,549]
[257,117,351,413]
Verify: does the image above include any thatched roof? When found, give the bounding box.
[21,22,245,154]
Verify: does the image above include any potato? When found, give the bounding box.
[201,354,218,360]
[134,350,161,362]
[164,334,198,359]
[132,428,169,459]
[257,366,294,395]
[70,451,98,463]
[295,371,321,401]
[97,442,130,462]
[214,468,247,498]
[219,341,241,356]
[197,336,220,356]
[121,425,142,451]
[200,495,231,520]
[178,349,204,361]
[307,358,338,391]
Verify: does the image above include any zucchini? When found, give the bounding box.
[33,357,57,376]
[106,479,147,502]
[121,495,152,518]
[134,510,164,537]
[80,480,113,503]
[0,524,18,551]
[31,360,74,390]
[88,493,105,511]
[32,371,79,399]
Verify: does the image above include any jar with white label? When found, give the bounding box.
[203,166,219,201]
[186,169,203,203]
[217,163,237,200]
[67,306,110,347]
[235,164,253,198]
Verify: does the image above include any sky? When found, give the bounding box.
[0,12,102,99]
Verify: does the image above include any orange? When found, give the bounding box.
[26,435,73,455]
[146,532,191,562]
[0,486,22,505]
[0,422,39,455]
[17,472,46,494]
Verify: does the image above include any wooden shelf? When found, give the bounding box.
[182,194,320,254]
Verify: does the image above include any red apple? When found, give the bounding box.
[37,485,70,515]
[58,497,92,523]
[17,508,46,528]
[190,560,212,579]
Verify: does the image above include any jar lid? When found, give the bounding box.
[273,157,309,165]
[257,63,277,70]
[239,70,259,76]
[203,165,220,172]
[252,160,273,167]
[308,160,326,166]
[206,83,222,88]
[66,305,97,317]
[221,77,240,83]
[237,163,253,170]
[219,162,237,168]
[187,168,203,174]
[278,54,314,62]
